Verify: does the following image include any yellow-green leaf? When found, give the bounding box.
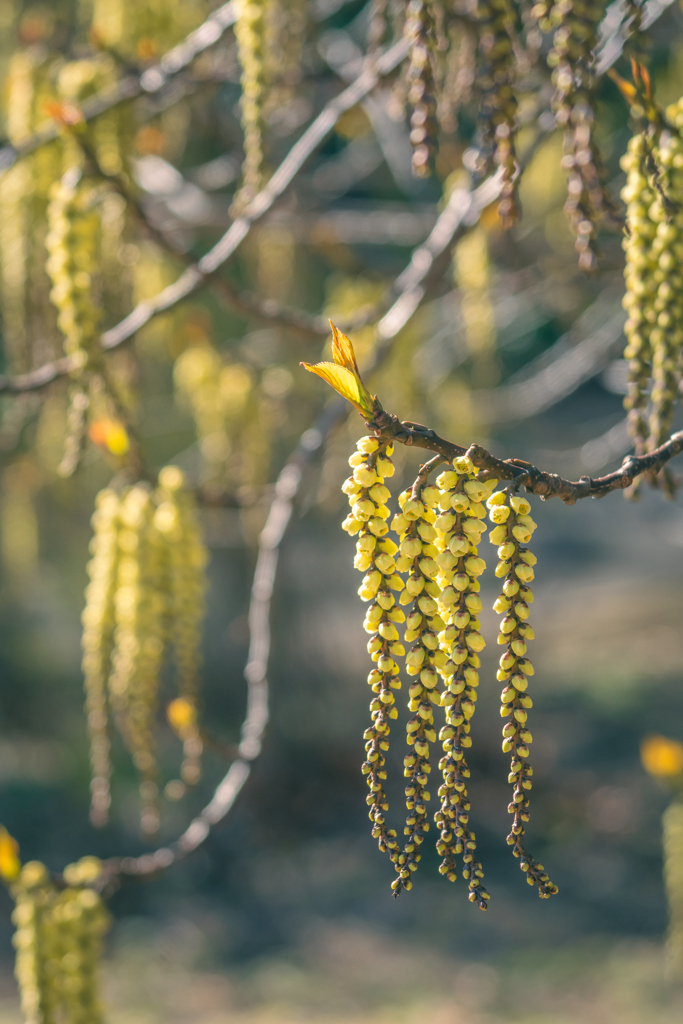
[302,361,365,408]
[330,321,360,375]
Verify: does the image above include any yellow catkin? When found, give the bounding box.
[0,51,59,372]
[45,169,103,476]
[45,171,101,367]
[621,114,683,494]
[342,436,403,871]
[82,489,122,827]
[390,484,444,893]
[488,490,557,898]
[664,800,683,976]
[474,0,519,225]
[155,467,209,785]
[432,456,493,908]
[82,472,210,828]
[541,0,611,269]
[12,859,110,1024]
[621,133,658,464]
[234,0,269,205]
[404,0,439,178]
[109,484,166,834]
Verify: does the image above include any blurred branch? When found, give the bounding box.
[0,2,239,176]
[78,134,334,338]
[472,296,627,424]
[0,36,411,396]
[0,0,674,393]
[595,0,677,75]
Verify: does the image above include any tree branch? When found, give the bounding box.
[0,36,410,396]
[0,0,674,394]
[0,2,239,176]
[367,404,683,503]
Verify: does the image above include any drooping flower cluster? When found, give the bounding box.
[433,457,493,907]
[234,0,269,206]
[391,484,444,892]
[474,0,520,226]
[82,467,208,832]
[621,113,683,494]
[404,0,440,178]
[539,0,614,269]
[342,436,403,867]
[11,859,110,1024]
[488,490,557,898]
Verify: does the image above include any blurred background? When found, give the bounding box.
[2,0,683,1021]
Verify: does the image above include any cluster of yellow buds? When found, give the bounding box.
[390,482,444,892]
[342,437,403,869]
[234,0,269,205]
[474,0,519,226]
[621,133,658,462]
[82,467,208,832]
[539,0,612,269]
[45,170,102,369]
[11,858,110,1024]
[621,113,683,492]
[488,490,557,898]
[404,0,439,178]
[432,457,494,908]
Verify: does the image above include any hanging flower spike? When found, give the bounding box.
[302,322,376,418]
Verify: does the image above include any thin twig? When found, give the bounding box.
[0,2,239,176]
[0,37,410,396]
[77,132,332,338]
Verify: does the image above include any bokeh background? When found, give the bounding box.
[2,0,683,1021]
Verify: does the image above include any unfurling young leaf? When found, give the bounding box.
[302,322,375,417]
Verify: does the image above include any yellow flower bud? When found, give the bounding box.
[354,466,379,487]
[465,556,486,577]
[437,471,458,489]
[510,496,530,515]
[450,493,470,512]
[486,490,507,508]
[489,505,510,524]
[466,632,485,653]
[489,525,507,545]
[463,480,487,502]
